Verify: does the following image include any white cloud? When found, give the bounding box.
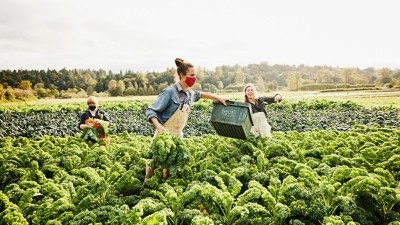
[0,0,399,71]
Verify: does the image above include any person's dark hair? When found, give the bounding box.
[175,58,194,76]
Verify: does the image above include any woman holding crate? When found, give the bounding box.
[244,83,282,138]
[145,57,227,180]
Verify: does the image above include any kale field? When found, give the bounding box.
[1,99,400,224]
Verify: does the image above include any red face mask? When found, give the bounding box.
[185,76,196,87]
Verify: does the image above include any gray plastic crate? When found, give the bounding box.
[210,101,254,140]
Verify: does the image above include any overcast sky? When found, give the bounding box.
[0,0,399,72]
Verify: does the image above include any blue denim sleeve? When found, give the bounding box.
[191,90,202,102]
[146,88,173,122]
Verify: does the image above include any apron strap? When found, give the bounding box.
[174,85,183,102]
[175,85,192,110]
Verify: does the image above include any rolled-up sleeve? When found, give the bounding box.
[146,89,172,122]
[191,90,202,102]
[260,95,280,104]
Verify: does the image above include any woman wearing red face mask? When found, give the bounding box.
[145,57,227,180]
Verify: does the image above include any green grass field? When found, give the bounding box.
[1,90,399,109]
[221,90,399,108]
[278,90,400,108]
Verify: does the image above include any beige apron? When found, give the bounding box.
[157,103,190,138]
[157,85,191,137]
[250,112,272,138]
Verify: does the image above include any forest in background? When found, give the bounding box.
[0,62,399,101]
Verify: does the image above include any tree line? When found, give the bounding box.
[0,62,399,101]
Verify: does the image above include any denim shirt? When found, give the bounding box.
[146,83,201,124]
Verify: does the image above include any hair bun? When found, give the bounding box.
[175,58,184,67]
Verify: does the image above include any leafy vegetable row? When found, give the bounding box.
[0,100,399,138]
[1,126,399,224]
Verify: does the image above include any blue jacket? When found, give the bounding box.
[146,83,201,124]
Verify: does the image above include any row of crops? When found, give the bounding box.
[0,99,399,138]
[1,99,400,224]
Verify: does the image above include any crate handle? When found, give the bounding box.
[213,99,234,105]
[213,100,242,106]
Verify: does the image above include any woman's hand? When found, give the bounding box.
[82,123,93,129]
[93,118,110,127]
[274,94,282,103]
[151,117,166,133]
[155,124,167,133]
[217,96,228,106]
[200,92,228,105]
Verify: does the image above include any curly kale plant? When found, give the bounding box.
[148,132,190,176]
